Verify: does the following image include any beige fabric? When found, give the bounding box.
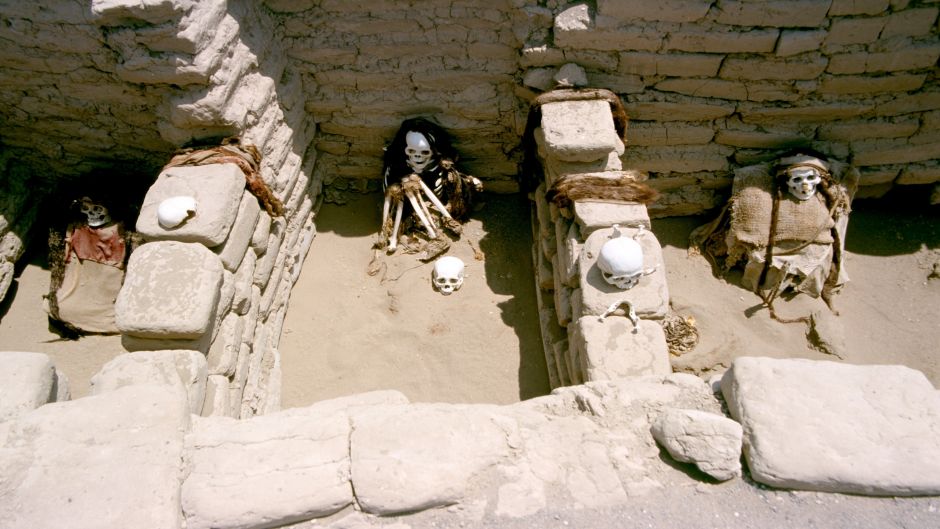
[729,164,834,248]
[53,259,123,333]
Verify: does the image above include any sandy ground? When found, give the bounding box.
[1,190,938,528]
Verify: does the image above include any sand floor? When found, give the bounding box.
[1,191,937,404]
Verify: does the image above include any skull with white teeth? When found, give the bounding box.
[432,255,464,295]
[778,155,829,201]
[79,196,111,227]
[405,131,432,173]
[597,235,645,290]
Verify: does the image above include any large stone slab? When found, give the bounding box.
[575,317,671,381]
[579,226,669,319]
[539,100,624,162]
[182,406,353,529]
[90,350,207,414]
[0,385,190,529]
[721,357,940,495]
[350,404,511,515]
[115,241,223,339]
[574,200,651,236]
[137,164,246,247]
[0,351,68,421]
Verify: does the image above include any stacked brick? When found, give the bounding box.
[530,98,671,388]
[73,0,318,419]
[536,0,940,213]
[267,0,529,195]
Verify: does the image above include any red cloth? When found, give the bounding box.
[65,223,126,268]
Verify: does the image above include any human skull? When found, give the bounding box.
[786,166,823,201]
[432,255,464,295]
[79,197,110,227]
[596,235,644,290]
[405,131,432,173]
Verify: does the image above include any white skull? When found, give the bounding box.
[597,235,644,290]
[79,197,110,227]
[786,166,823,201]
[432,255,464,295]
[405,131,432,173]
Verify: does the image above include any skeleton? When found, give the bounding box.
[432,255,464,295]
[596,225,657,290]
[79,196,111,227]
[379,118,482,254]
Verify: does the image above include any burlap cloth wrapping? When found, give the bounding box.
[691,159,858,299]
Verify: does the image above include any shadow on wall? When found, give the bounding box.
[847,185,940,257]
[475,192,550,400]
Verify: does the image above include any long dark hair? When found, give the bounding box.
[382,117,456,188]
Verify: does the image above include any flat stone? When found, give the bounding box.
[0,351,68,421]
[721,357,940,495]
[350,404,511,515]
[574,201,651,236]
[651,408,743,481]
[0,385,190,529]
[540,100,624,162]
[205,311,243,377]
[90,350,208,414]
[213,190,261,272]
[182,406,353,529]
[115,241,223,339]
[136,164,246,247]
[579,226,669,319]
[575,317,670,381]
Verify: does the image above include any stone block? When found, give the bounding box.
[575,317,670,381]
[543,151,624,186]
[0,351,67,421]
[880,8,939,39]
[90,350,207,415]
[654,78,748,100]
[858,166,900,186]
[740,103,871,124]
[115,241,223,339]
[721,357,940,495]
[537,245,554,290]
[579,226,669,320]
[874,92,940,116]
[598,0,711,22]
[213,191,261,272]
[818,118,919,141]
[665,28,779,53]
[897,163,940,185]
[182,407,353,529]
[853,139,940,166]
[864,44,940,73]
[205,311,244,377]
[0,385,189,529]
[539,100,623,162]
[651,409,743,481]
[776,29,827,57]
[554,277,572,327]
[623,101,736,122]
[200,374,230,417]
[621,145,733,173]
[626,121,715,146]
[136,164,246,247]
[91,0,193,25]
[826,17,886,46]
[828,0,889,16]
[251,211,272,254]
[574,201,651,236]
[716,0,830,26]
[231,249,256,315]
[553,218,580,287]
[719,56,827,81]
[350,404,511,515]
[715,129,809,149]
